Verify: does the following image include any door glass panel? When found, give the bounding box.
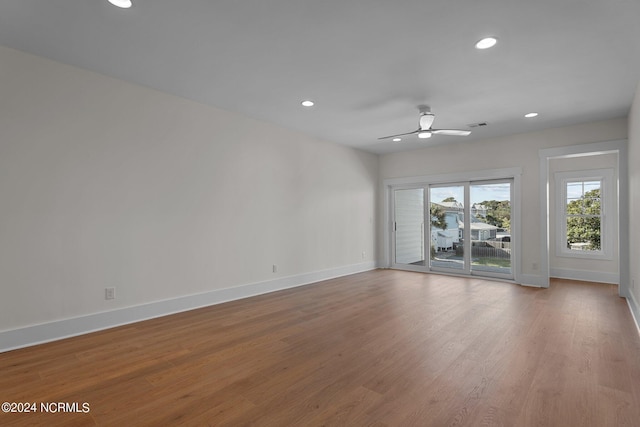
[429,185,465,270]
[394,188,425,266]
[469,181,512,275]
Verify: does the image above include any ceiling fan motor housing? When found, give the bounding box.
[419,112,435,130]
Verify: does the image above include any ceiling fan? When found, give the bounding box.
[378,107,471,140]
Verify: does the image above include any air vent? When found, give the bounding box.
[468,122,488,128]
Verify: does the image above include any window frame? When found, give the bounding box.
[554,168,614,260]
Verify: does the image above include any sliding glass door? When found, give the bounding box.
[469,181,512,278]
[429,184,466,272]
[392,178,514,279]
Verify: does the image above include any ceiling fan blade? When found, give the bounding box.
[377,129,420,140]
[431,129,471,136]
[419,113,435,130]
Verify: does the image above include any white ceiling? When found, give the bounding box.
[1,0,639,154]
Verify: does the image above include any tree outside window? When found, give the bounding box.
[566,185,601,251]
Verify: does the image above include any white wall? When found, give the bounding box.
[379,117,628,284]
[548,154,619,282]
[629,81,640,319]
[0,46,378,336]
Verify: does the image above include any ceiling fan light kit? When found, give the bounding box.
[108,0,132,8]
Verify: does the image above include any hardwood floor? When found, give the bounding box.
[1,270,639,426]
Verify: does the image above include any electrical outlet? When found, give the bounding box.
[105,287,115,300]
[362,251,366,259]
[532,262,538,271]
[272,264,277,273]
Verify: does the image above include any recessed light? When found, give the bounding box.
[301,100,314,107]
[525,112,539,118]
[475,37,497,50]
[108,0,132,8]
[392,138,402,142]
[418,132,432,139]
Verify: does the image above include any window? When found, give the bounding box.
[555,169,614,259]
[565,180,601,251]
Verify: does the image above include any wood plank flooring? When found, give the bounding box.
[1,270,639,426]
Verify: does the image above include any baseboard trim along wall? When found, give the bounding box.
[550,268,619,284]
[628,293,640,337]
[0,261,377,353]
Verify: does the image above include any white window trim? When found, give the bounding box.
[554,168,614,260]
[539,139,628,295]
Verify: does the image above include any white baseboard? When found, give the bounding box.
[0,261,377,353]
[627,293,640,337]
[550,268,619,284]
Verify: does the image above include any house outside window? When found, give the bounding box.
[555,169,614,260]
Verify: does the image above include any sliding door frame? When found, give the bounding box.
[428,182,470,275]
[390,185,426,272]
[383,167,522,283]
